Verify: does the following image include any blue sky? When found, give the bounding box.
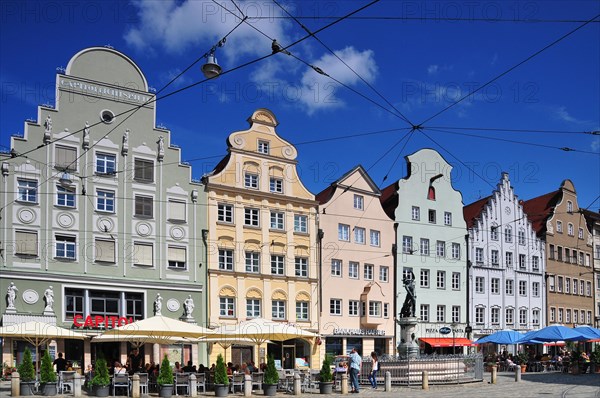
[1,0,599,211]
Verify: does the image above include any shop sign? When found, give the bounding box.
[59,78,151,104]
[439,327,451,335]
[332,328,385,336]
[73,315,134,329]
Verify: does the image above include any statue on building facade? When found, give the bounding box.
[183,295,194,318]
[43,115,52,143]
[6,282,18,310]
[157,136,164,161]
[400,271,416,318]
[122,129,129,155]
[154,293,162,316]
[82,121,90,149]
[44,286,55,312]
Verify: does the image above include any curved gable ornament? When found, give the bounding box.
[272,289,288,300]
[219,286,237,297]
[249,109,278,127]
[296,291,310,301]
[246,288,263,299]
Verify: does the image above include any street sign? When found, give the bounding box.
[439,327,451,335]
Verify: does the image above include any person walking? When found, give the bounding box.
[349,347,361,393]
[368,352,378,389]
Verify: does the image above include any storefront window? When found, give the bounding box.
[325,337,343,356]
[347,338,363,356]
[65,288,84,320]
[374,338,387,356]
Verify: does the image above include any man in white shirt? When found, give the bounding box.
[349,348,361,393]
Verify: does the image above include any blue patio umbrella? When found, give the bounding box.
[475,330,523,345]
[516,325,589,343]
[574,326,600,339]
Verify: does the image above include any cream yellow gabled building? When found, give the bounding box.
[204,109,319,369]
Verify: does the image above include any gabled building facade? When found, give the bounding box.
[381,148,468,354]
[581,209,600,328]
[204,109,319,368]
[316,165,396,357]
[0,47,207,368]
[464,173,545,343]
[523,180,594,328]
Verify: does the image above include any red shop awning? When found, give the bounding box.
[419,337,474,347]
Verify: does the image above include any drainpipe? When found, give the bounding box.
[464,234,473,348]
[317,228,324,315]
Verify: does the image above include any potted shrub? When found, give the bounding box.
[40,350,58,396]
[90,357,110,397]
[214,354,229,397]
[18,348,36,396]
[569,351,582,375]
[262,355,279,396]
[516,351,529,373]
[157,355,174,398]
[590,346,600,373]
[318,355,333,394]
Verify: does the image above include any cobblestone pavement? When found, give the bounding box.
[2,373,599,397]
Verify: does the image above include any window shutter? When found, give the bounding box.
[168,247,186,262]
[95,240,115,262]
[169,200,186,221]
[134,243,153,266]
[56,146,77,171]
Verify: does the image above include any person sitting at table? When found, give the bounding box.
[182,360,195,373]
[581,352,591,373]
[246,361,256,373]
[226,362,234,375]
[66,361,74,371]
[240,363,249,375]
[174,362,183,373]
[114,362,127,374]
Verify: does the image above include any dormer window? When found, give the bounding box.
[567,201,573,213]
[257,140,270,155]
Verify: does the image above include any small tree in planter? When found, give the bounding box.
[18,347,36,396]
[262,355,279,396]
[516,351,529,373]
[40,350,58,396]
[590,345,600,373]
[214,354,229,397]
[90,357,111,397]
[318,355,333,394]
[157,355,174,398]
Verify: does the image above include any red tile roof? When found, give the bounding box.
[522,190,561,236]
[379,181,399,220]
[315,185,336,205]
[463,195,492,229]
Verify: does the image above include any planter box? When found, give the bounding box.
[41,382,58,396]
[319,382,333,394]
[159,384,174,398]
[263,383,277,396]
[215,384,229,397]
[20,382,35,396]
[93,385,110,397]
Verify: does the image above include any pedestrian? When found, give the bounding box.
[368,352,378,389]
[349,347,361,393]
[53,352,67,372]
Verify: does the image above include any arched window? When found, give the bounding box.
[427,186,436,200]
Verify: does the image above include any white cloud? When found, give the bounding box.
[592,138,600,152]
[553,105,588,124]
[491,53,498,66]
[427,65,439,75]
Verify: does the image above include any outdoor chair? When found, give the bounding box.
[113,373,130,397]
[251,372,263,390]
[137,373,149,395]
[60,371,76,394]
[175,373,190,396]
[230,374,245,393]
[195,373,206,393]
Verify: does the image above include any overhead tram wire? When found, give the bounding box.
[425,126,595,136]
[418,12,600,127]
[247,16,600,24]
[427,127,600,156]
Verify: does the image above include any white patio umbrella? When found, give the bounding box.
[92,333,196,348]
[208,318,318,344]
[100,315,213,339]
[197,337,274,362]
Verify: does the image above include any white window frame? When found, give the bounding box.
[348,262,359,279]
[270,211,285,230]
[420,269,430,288]
[331,259,342,276]
[244,172,259,189]
[379,266,389,282]
[338,224,350,241]
[272,300,286,320]
[269,177,283,194]
[354,227,366,244]
[330,299,342,315]
[245,252,260,273]
[270,254,285,275]
[246,299,261,318]
[56,185,76,208]
[218,203,234,223]
[353,194,364,210]
[218,249,234,271]
[294,214,308,233]
[95,153,116,174]
[244,208,260,227]
[370,230,380,247]
[17,179,38,203]
[364,264,374,280]
[411,206,420,221]
[295,257,308,277]
[444,211,452,226]
[220,297,235,317]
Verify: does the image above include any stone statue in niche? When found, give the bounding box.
[122,129,129,155]
[82,121,90,148]
[44,285,54,312]
[157,136,165,161]
[154,293,163,316]
[183,295,194,318]
[6,282,18,310]
[43,116,52,143]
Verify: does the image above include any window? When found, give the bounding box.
[580,280,585,295]
[557,246,563,261]
[573,310,578,324]
[338,224,350,241]
[518,229,525,245]
[402,236,413,254]
[219,249,234,271]
[295,257,308,277]
[436,271,445,289]
[384,303,389,318]
[420,304,429,321]
[244,172,259,189]
[247,299,261,318]
[491,278,499,294]
[504,226,512,243]
[491,307,500,324]
[556,220,563,233]
[96,153,116,174]
[519,254,526,269]
[519,309,527,325]
[420,238,430,255]
[452,306,460,323]
[587,311,592,324]
[370,230,380,246]
[257,140,270,154]
[353,194,364,210]
[95,190,115,213]
[557,276,563,292]
[270,211,285,230]
[128,292,144,319]
[134,195,153,218]
[269,177,283,193]
[558,308,563,323]
[271,255,284,275]
[436,241,445,257]
[475,277,485,293]
[420,269,430,288]
[330,299,342,315]
[168,200,186,222]
[532,256,539,271]
[428,209,436,223]
[428,186,436,200]
[134,158,154,182]
[379,266,389,282]
[17,179,37,203]
[572,279,577,295]
[95,239,115,263]
[56,185,75,207]
[364,264,374,280]
[452,272,460,290]
[349,300,359,316]
[580,252,585,265]
[567,223,574,236]
[55,146,77,171]
[15,231,38,256]
[532,282,540,297]
[168,247,186,269]
[220,297,235,317]
[475,248,483,263]
[506,279,514,295]
[272,301,286,319]
[55,235,76,259]
[566,277,571,294]
[349,262,359,279]
[566,309,571,324]
[506,308,514,324]
[490,226,498,240]
[244,208,260,227]
[354,227,366,244]
[403,267,414,281]
[451,243,460,259]
[412,206,420,220]
[491,250,499,265]
[586,281,591,296]
[549,244,555,260]
[218,203,233,223]
[567,200,573,213]
[519,280,527,296]
[369,301,381,317]
[65,288,84,320]
[550,308,556,323]
[444,212,452,226]
[475,307,484,324]
[505,252,513,267]
[579,228,584,239]
[437,305,446,322]
[245,252,260,273]
[331,259,342,276]
[296,301,309,321]
[294,214,307,233]
[133,243,153,266]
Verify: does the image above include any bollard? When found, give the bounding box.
[384,371,391,392]
[515,365,521,382]
[491,365,497,384]
[11,371,20,397]
[244,375,252,397]
[189,373,197,397]
[341,373,348,394]
[293,373,301,395]
[421,371,429,390]
[73,373,82,397]
[132,374,140,398]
